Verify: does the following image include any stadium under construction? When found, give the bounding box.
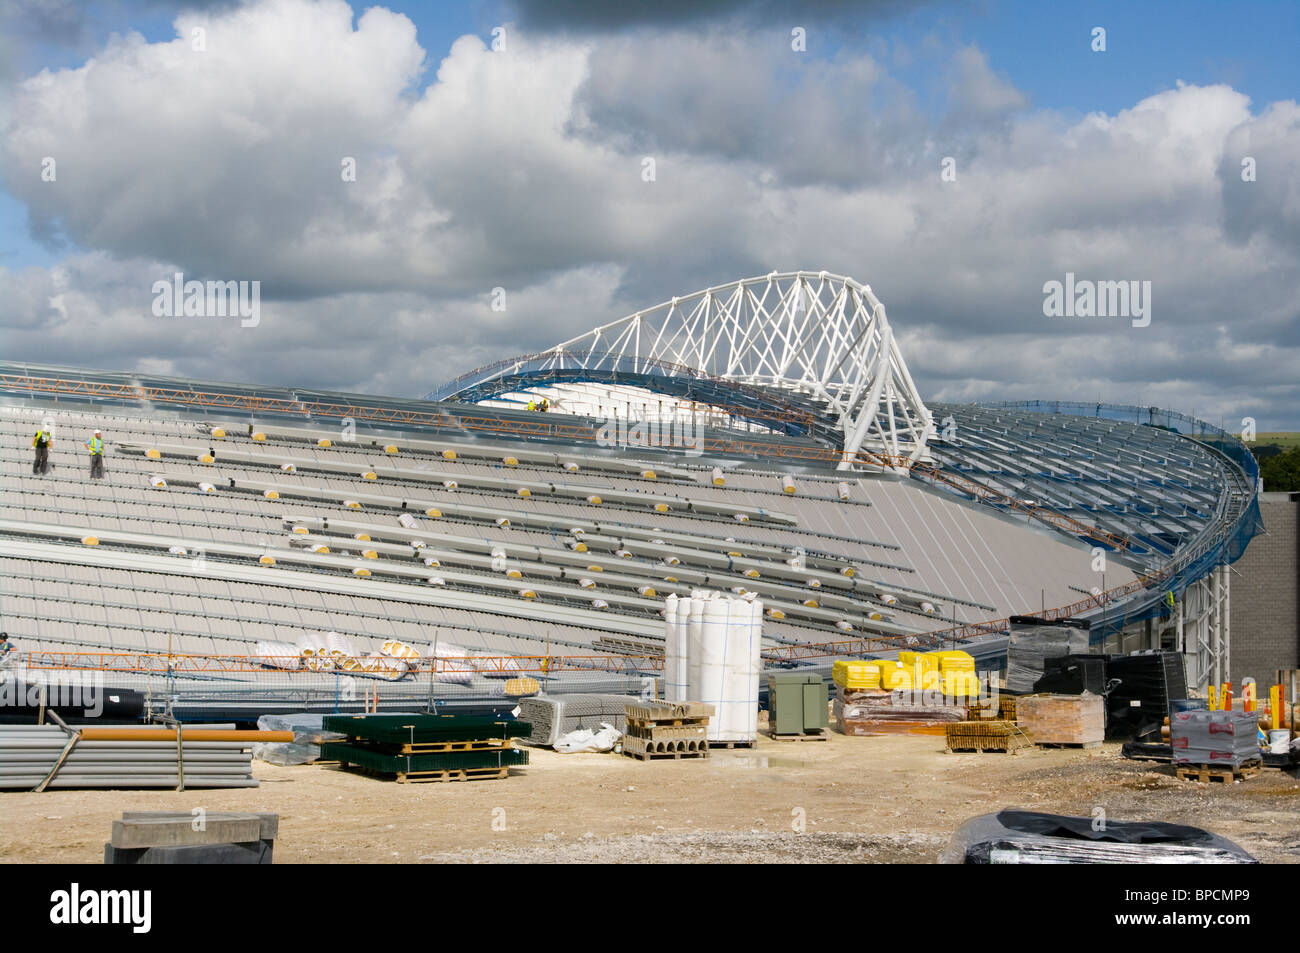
[0,272,1266,722]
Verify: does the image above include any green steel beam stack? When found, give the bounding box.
[320,714,531,782]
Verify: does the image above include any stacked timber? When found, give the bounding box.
[1015,693,1105,747]
[320,714,530,782]
[945,720,1032,754]
[0,724,281,789]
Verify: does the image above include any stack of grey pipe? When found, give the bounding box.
[517,694,636,747]
[0,724,259,789]
[1170,710,1261,769]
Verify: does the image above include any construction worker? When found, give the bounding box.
[85,429,105,479]
[539,398,549,413]
[31,427,52,475]
[527,399,536,411]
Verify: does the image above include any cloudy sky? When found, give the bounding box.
[1,0,1297,428]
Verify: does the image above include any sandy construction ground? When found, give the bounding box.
[3,733,1298,864]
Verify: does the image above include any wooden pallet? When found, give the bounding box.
[947,738,1031,754]
[766,728,830,742]
[1036,740,1103,750]
[1174,761,1262,784]
[708,739,756,749]
[338,763,512,783]
[621,734,710,761]
[398,739,514,754]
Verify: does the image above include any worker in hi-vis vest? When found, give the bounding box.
[84,429,105,479]
[31,427,52,475]
[527,399,536,411]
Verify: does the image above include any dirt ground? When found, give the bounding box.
[3,733,1298,864]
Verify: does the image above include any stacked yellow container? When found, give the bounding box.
[832,659,881,690]
[898,651,939,690]
[876,659,912,690]
[928,650,979,698]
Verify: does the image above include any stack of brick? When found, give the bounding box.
[1015,693,1105,746]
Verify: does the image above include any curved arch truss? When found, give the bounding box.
[437,271,934,467]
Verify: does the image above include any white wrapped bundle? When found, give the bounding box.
[361,652,408,680]
[298,632,327,658]
[325,631,358,659]
[381,639,420,661]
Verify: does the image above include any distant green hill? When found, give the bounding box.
[1254,432,1300,452]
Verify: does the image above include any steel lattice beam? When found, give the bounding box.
[439,272,935,467]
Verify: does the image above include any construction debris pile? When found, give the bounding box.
[320,713,530,782]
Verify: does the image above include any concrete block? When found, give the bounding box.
[111,814,262,849]
[105,840,273,865]
[120,810,278,841]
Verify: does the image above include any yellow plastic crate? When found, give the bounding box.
[832,659,881,690]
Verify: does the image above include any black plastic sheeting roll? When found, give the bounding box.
[0,680,145,724]
[940,810,1257,864]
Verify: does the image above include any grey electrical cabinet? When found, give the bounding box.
[768,673,828,735]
